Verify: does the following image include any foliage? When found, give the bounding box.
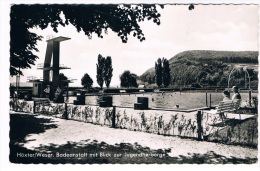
[83,106,94,122]
[10,4,163,76]
[140,112,147,130]
[155,58,162,87]
[104,108,112,125]
[188,4,195,10]
[120,70,138,88]
[59,73,69,87]
[191,83,202,88]
[81,73,93,88]
[104,56,113,88]
[170,50,258,64]
[96,54,113,88]
[96,54,105,88]
[10,99,258,147]
[10,6,43,76]
[139,68,156,85]
[95,107,101,124]
[162,58,171,87]
[154,58,171,87]
[140,50,258,88]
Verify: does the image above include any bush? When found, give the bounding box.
[191,83,202,88]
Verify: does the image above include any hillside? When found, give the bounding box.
[169,50,258,64]
[140,50,258,88]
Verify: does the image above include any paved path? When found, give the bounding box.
[17,112,257,160]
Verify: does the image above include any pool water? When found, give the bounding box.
[68,91,257,110]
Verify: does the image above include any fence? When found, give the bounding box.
[9,99,258,147]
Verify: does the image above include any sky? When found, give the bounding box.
[9,4,259,87]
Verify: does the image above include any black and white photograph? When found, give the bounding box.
[0,0,259,169]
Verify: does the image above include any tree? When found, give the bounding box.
[96,54,105,88]
[10,4,163,76]
[120,70,138,88]
[147,76,155,84]
[96,54,113,88]
[162,58,171,87]
[81,73,93,89]
[217,77,228,87]
[155,57,171,87]
[211,73,220,86]
[191,82,202,88]
[104,56,113,88]
[155,58,162,87]
[59,73,69,87]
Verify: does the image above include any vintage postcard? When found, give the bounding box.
[1,0,259,169]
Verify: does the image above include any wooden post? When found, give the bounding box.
[64,103,68,120]
[33,101,36,114]
[66,84,69,102]
[197,111,203,141]
[249,90,252,106]
[206,91,208,107]
[209,94,212,108]
[112,106,116,128]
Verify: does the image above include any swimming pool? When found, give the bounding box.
[68,91,257,110]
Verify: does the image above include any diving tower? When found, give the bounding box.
[42,36,71,90]
[27,35,72,100]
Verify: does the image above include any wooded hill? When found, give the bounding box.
[139,50,259,88]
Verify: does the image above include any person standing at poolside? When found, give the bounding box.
[231,86,241,103]
[44,85,50,99]
[54,86,62,100]
[219,90,231,120]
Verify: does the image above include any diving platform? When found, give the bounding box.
[27,76,43,82]
[37,63,71,70]
[46,35,71,42]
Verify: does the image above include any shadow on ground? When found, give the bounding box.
[10,114,58,144]
[10,113,257,164]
